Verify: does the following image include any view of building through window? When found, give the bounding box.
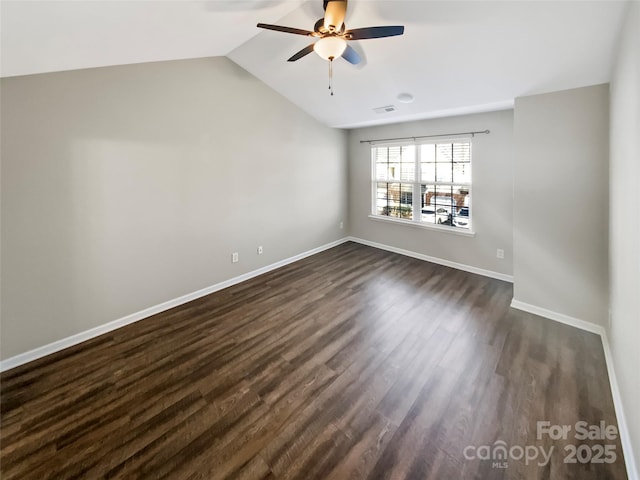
[372,140,471,230]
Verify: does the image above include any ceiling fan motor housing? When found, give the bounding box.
[323,0,348,33]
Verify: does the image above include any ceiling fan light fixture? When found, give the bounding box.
[314,36,347,61]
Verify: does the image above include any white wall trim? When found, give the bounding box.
[347,236,514,283]
[0,238,349,373]
[510,299,605,335]
[510,298,638,480]
[601,331,640,480]
[367,215,476,237]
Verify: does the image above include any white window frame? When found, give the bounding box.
[369,138,475,236]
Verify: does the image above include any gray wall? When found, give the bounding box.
[0,57,347,360]
[609,0,640,471]
[513,84,609,327]
[348,110,514,277]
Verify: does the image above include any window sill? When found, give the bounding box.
[368,214,476,237]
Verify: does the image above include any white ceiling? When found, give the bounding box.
[1,1,629,128]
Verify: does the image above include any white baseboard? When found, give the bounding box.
[0,238,349,373]
[510,298,638,480]
[510,299,605,335]
[347,236,514,283]
[601,332,639,480]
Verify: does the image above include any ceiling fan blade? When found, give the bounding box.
[257,23,314,36]
[341,44,361,65]
[323,0,347,32]
[288,44,316,62]
[345,25,404,40]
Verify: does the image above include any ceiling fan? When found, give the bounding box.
[257,0,404,94]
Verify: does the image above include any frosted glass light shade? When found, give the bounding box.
[314,37,347,61]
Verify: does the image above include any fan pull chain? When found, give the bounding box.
[328,57,334,96]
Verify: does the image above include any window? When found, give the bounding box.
[372,139,472,231]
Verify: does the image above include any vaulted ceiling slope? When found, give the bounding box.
[1,1,628,128]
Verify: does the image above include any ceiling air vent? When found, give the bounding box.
[373,105,396,114]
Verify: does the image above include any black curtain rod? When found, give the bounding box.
[359,129,490,144]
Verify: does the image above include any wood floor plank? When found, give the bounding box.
[0,242,628,479]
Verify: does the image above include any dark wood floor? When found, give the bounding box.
[0,242,627,479]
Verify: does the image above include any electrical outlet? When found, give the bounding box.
[340,221,344,229]
[496,248,504,259]
[257,246,263,255]
[232,252,239,263]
